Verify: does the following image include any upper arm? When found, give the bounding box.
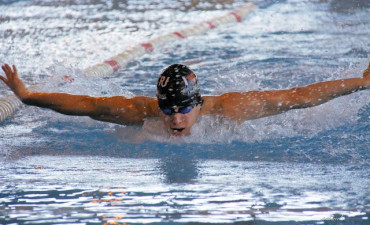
[87,96,160,125]
[202,88,313,123]
[202,93,269,122]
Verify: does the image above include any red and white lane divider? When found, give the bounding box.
[83,3,257,76]
[0,95,23,122]
[0,3,257,122]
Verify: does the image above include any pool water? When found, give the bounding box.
[0,0,369,224]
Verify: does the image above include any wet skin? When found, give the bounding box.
[160,105,202,136]
[1,63,369,136]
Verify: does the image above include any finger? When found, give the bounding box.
[12,65,17,75]
[1,65,9,76]
[1,64,8,73]
[6,64,12,71]
[3,64,13,78]
[3,64,11,74]
[0,76,9,85]
[1,66,9,79]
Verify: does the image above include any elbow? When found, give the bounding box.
[21,96,41,106]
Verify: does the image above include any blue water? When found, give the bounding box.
[0,0,369,224]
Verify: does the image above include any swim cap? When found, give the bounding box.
[157,64,203,109]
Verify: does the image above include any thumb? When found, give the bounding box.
[0,75,9,85]
[363,62,370,78]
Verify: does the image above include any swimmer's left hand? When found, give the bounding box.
[363,62,370,88]
[363,62,370,78]
[0,64,30,100]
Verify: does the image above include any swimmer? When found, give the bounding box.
[1,63,369,136]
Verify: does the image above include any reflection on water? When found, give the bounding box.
[160,155,199,183]
[1,155,369,224]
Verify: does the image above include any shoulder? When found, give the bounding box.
[90,96,160,125]
[200,91,280,121]
[95,95,159,116]
[97,96,157,106]
[200,96,220,115]
[201,91,264,111]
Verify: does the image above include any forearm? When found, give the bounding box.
[290,77,368,108]
[22,92,97,116]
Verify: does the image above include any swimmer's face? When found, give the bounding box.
[160,105,201,136]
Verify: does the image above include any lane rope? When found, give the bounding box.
[83,3,257,77]
[0,3,258,122]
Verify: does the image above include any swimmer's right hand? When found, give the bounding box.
[1,64,29,100]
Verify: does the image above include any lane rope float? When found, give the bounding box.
[83,3,257,77]
[0,3,261,122]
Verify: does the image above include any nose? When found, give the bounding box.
[171,113,184,125]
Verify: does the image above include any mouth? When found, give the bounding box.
[171,127,185,135]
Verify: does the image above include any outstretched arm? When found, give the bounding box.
[263,63,369,112]
[1,64,159,125]
[203,63,370,123]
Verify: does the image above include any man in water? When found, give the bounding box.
[1,63,369,136]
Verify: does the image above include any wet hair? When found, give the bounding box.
[156,64,203,109]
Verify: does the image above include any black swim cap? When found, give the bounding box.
[157,64,203,109]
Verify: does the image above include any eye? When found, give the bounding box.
[161,108,173,115]
[179,106,192,114]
